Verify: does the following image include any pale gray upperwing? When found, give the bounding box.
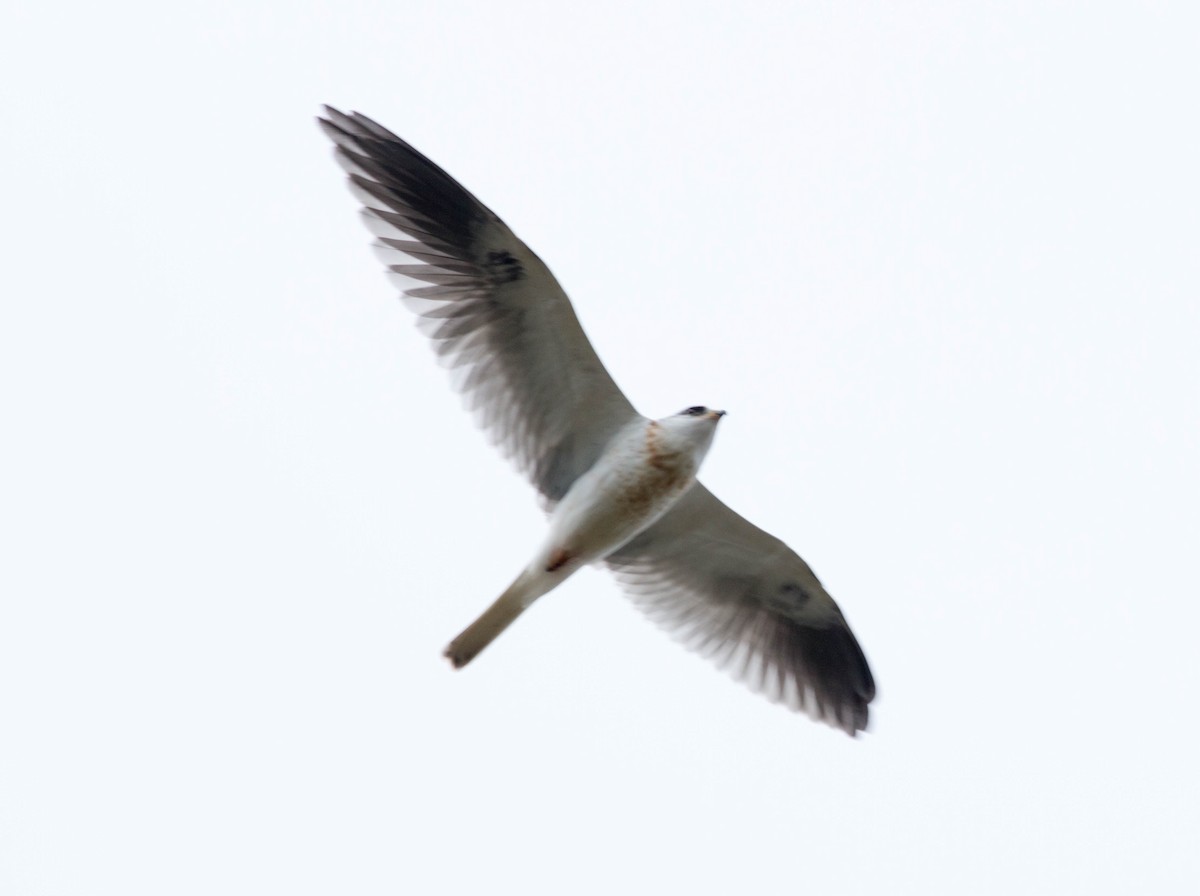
[320,107,641,505]
[606,483,875,736]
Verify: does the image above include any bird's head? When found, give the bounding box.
[674,405,727,424]
[654,405,726,460]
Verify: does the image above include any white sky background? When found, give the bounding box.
[2,2,1198,893]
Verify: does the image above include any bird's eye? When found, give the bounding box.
[681,406,707,416]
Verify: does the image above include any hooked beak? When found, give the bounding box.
[706,409,727,421]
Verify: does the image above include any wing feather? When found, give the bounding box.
[320,107,640,504]
[607,484,876,736]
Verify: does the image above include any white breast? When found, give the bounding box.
[540,420,700,568]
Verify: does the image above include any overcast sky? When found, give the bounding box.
[3,2,1198,894]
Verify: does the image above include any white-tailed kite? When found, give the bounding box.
[319,107,876,735]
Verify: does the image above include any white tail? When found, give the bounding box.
[443,566,559,668]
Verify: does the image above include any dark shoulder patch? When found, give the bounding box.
[780,582,808,599]
[486,249,524,284]
[771,581,811,611]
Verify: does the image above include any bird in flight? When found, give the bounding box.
[319,107,875,735]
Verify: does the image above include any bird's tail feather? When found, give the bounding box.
[443,566,553,668]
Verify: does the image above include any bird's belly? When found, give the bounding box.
[545,456,694,565]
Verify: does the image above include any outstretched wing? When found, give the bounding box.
[606,484,875,736]
[319,107,640,505]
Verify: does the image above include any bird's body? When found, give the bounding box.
[320,107,877,735]
[541,413,720,572]
[447,411,723,667]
